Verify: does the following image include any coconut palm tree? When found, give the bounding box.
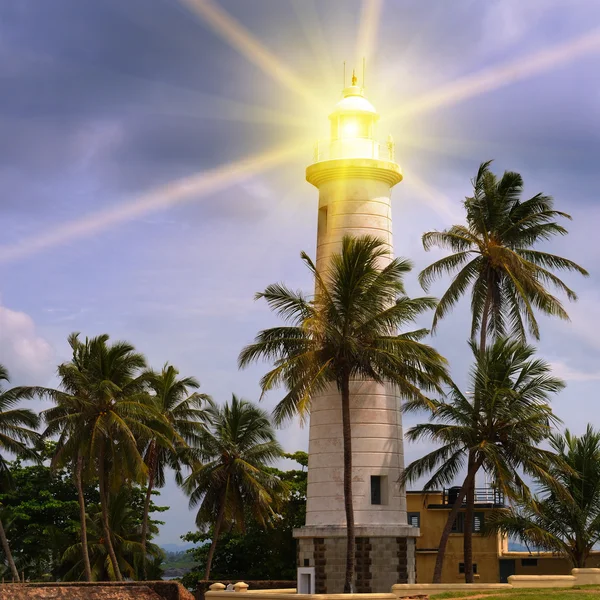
[419,160,588,349]
[402,338,564,583]
[419,161,587,579]
[487,425,600,568]
[62,486,163,581]
[183,395,285,580]
[0,364,41,582]
[239,235,449,592]
[139,364,211,579]
[41,333,170,582]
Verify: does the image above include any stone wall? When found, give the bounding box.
[196,581,295,600]
[297,534,415,593]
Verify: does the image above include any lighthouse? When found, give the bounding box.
[293,74,418,593]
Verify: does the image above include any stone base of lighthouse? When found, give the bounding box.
[293,526,417,593]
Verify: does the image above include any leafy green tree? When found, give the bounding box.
[41,333,170,581]
[181,451,307,587]
[62,486,166,581]
[239,235,448,592]
[487,425,600,568]
[401,338,563,583]
[0,364,40,582]
[183,395,285,580]
[419,161,587,581]
[140,364,211,579]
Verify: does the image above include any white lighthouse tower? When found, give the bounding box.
[293,74,417,594]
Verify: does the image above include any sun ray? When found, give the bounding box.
[385,26,600,122]
[179,0,325,111]
[403,170,462,223]
[355,0,384,71]
[0,140,310,264]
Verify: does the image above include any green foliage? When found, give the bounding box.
[487,425,600,568]
[0,459,166,581]
[239,235,449,423]
[402,338,563,500]
[419,160,588,343]
[181,452,307,587]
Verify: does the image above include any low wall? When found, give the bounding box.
[508,575,575,588]
[198,582,296,600]
[572,568,600,585]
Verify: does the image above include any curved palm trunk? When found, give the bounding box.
[341,374,355,593]
[141,441,156,581]
[98,440,123,581]
[463,290,491,583]
[204,496,227,580]
[463,454,475,583]
[0,518,19,582]
[75,454,92,582]
[433,459,482,583]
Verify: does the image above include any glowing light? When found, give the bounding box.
[180,0,325,111]
[355,0,384,68]
[0,141,309,264]
[385,26,600,122]
[341,119,360,139]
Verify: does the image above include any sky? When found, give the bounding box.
[1,0,599,545]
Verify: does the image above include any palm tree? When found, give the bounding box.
[62,487,163,581]
[487,425,600,568]
[140,364,211,579]
[0,364,41,582]
[419,161,587,579]
[42,333,169,581]
[401,338,564,583]
[183,395,285,580]
[239,235,449,592]
[419,160,588,350]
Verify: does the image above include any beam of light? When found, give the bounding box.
[180,0,325,112]
[355,0,384,73]
[0,140,310,264]
[403,170,462,223]
[385,26,600,122]
[291,0,338,84]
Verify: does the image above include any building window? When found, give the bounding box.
[459,563,478,574]
[521,558,538,567]
[407,512,420,528]
[371,475,382,504]
[451,512,484,533]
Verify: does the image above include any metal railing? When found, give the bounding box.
[442,487,505,506]
[312,137,395,162]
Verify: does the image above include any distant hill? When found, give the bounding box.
[160,542,197,553]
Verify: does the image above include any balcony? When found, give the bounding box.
[312,137,395,163]
[440,486,506,508]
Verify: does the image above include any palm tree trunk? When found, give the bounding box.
[98,439,123,581]
[204,496,226,581]
[479,289,492,353]
[463,454,476,583]
[341,374,355,593]
[432,459,482,583]
[0,517,19,582]
[75,454,92,582]
[141,441,156,581]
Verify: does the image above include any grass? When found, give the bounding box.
[431,587,600,600]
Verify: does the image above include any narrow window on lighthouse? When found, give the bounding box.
[371,475,382,505]
[318,206,328,237]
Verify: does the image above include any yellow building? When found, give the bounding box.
[407,488,600,583]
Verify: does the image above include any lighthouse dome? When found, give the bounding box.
[330,86,378,117]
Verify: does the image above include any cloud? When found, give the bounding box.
[549,361,600,382]
[0,305,55,385]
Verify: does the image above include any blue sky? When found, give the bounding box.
[1,0,599,544]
